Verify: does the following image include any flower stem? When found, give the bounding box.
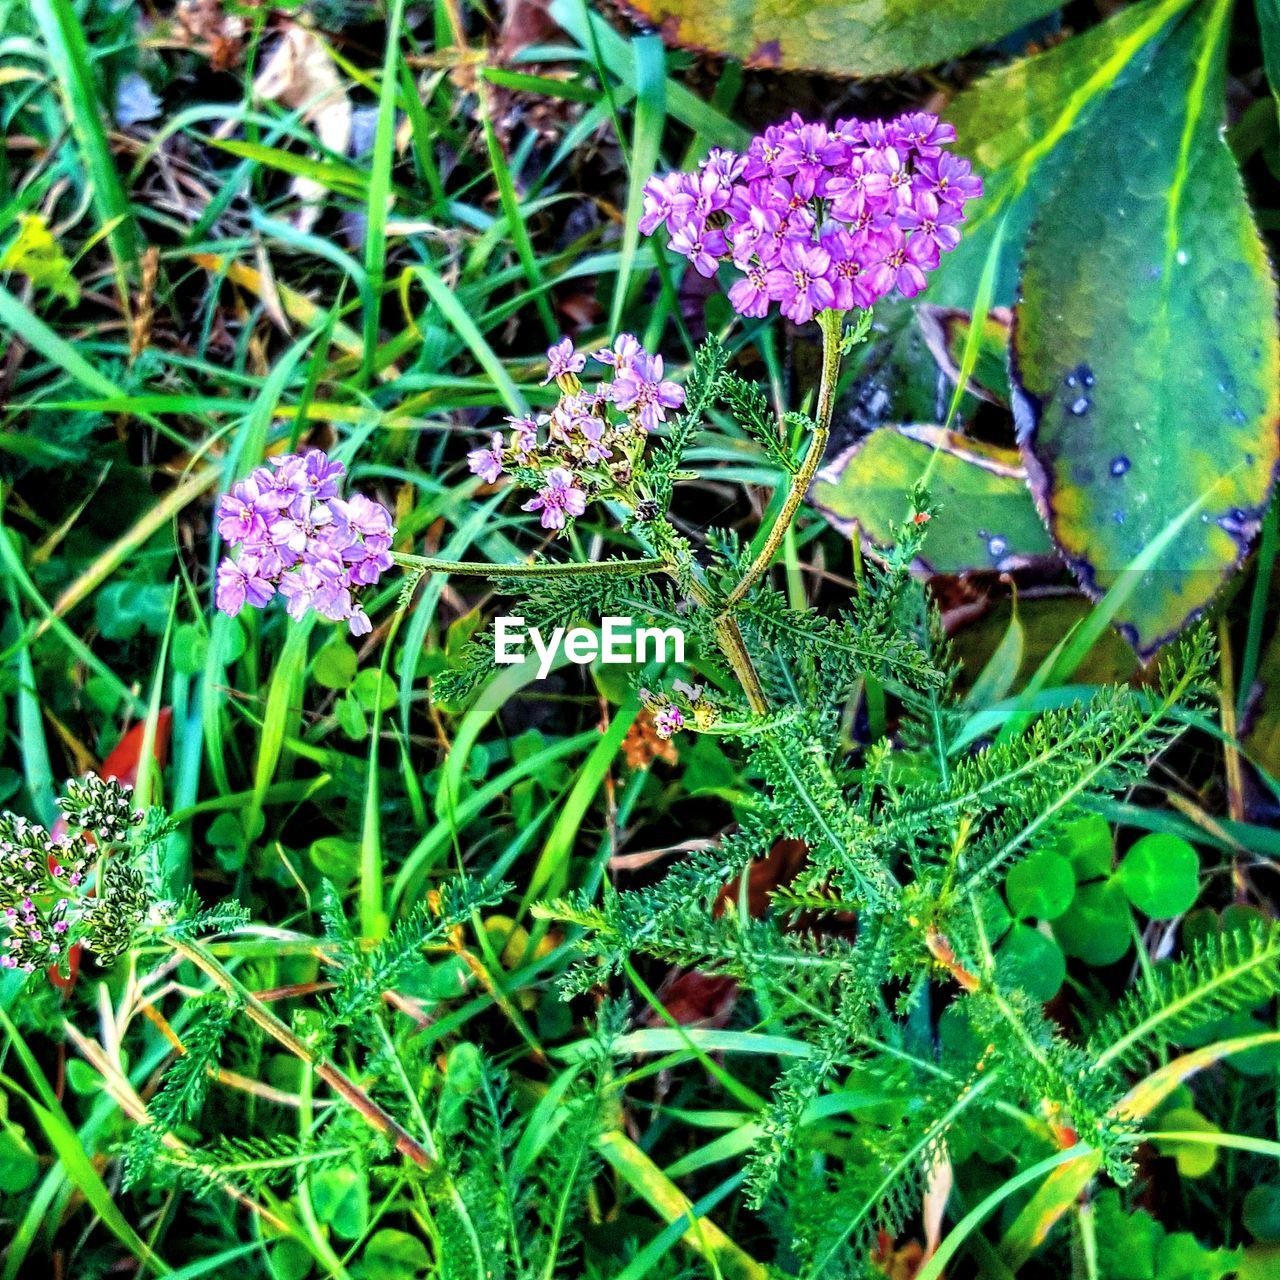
[721,307,844,611]
[170,936,436,1170]
[714,615,769,715]
[674,567,770,715]
[392,553,665,578]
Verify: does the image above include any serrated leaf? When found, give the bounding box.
[810,424,1055,575]
[614,0,1060,76]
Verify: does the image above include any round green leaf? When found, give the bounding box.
[313,637,358,690]
[353,667,396,713]
[1244,1184,1280,1243]
[1051,813,1114,881]
[1053,879,1132,966]
[310,1165,368,1240]
[1213,1015,1280,1076]
[269,1239,313,1280]
[172,622,209,676]
[1005,850,1076,920]
[1155,1107,1218,1178]
[336,692,369,741]
[0,1123,38,1193]
[1116,834,1199,919]
[997,923,1066,1001]
[356,1229,430,1280]
[310,837,360,886]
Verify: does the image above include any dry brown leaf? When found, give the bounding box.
[252,25,353,233]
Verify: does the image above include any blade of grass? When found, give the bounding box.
[29,0,138,276]
[363,0,407,385]
[520,695,639,909]
[0,1009,170,1275]
[608,34,666,337]
[409,266,529,415]
[597,1130,767,1280]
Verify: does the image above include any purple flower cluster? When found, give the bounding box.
[468,336,684,532]
[639,112,980,323]
[214,450,395,636]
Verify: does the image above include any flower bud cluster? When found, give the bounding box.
[468,336,685,533]
[639,680,714,740]
[0,777,143,973]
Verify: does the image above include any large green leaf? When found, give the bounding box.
[613,0,1060,77]
[928,0,1197,308]
[809,425,1055,574]
[1012,0,1280,656]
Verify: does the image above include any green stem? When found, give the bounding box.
[714,615,769,716]
[392,552,665,578]
[722,307,843,611]
[170,936,436,1171]
[672,565,770,716]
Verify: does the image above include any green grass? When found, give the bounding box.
[0,1,1279,1278]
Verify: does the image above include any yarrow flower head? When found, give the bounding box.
[639,112,980,324]
[214,449,395,636]
[0,777,148,976]
[466,336,686,535]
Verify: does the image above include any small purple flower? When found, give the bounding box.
[592,333,643,373]
[897,111,956,158]
[213,450,395,635]
[669,167,733,226]
[701,147,745,183]
[334,493,393,546]
[638,111,977,320]
[767,241,835,325]
[868,227,934,299]
[215,555,275,616]
[467,431,506,484]
[668,223,727,278]
[777,120,847,177]
[521,468,587,531]
[638,173,680,236]
[896,192,963,264]
[505,414,541,457]
[727,202,782,269]
[820,225,878,312]
[289,450,345,499]
[728,264,771,318]
[216,479,271,546]
[544,338,585,384]
[610,353,686,431]
[653,703,685,739]
[920,152,983,208]
[863,147,915,210]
